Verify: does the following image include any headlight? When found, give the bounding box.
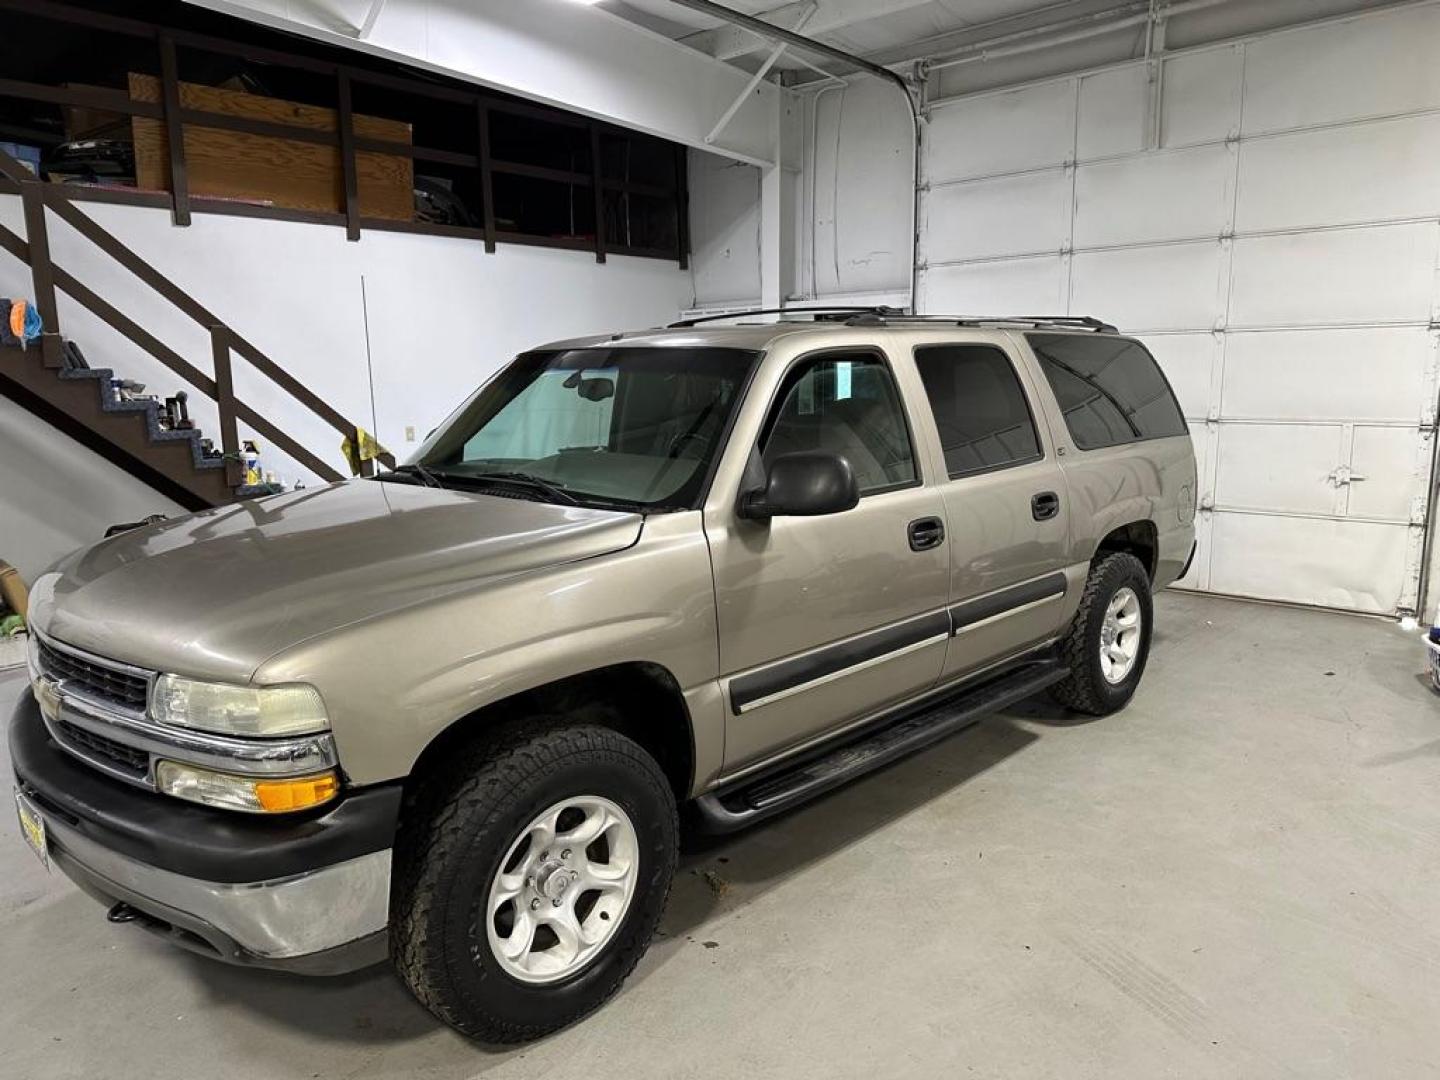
[155,760,338,814]
[151,675,329,737]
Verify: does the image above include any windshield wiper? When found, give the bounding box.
[379,463,444,488]
[464,471,581,505]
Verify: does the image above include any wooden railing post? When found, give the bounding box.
[211,326,242,487]
[675,143,690,270]
[336,71,361,242]
[158,35,191,227]
[355,425,375,477]
[589,124,607,265]
[19,183,62,368]
[476,101,497,254]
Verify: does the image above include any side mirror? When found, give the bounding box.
[740,451,860,520]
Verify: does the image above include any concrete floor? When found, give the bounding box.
[3,592,1439,1078]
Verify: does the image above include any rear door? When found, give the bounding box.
[705,344,950,773]
[906,333,1074,682]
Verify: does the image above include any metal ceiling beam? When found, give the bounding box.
[357,0,387,40]
[662,0,913,91]
[705,4,816,144]
[682,0,936,61]
[686,0,810,60]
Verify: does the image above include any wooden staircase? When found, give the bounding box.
[0,147,393,512]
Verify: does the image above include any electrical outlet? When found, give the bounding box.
[405,426,416,442]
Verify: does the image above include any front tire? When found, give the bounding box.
[390,720,678,1043]
[1051,552,1153,715]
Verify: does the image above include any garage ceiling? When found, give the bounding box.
[601,0,1413,94]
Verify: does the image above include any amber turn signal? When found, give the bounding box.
[255,773,341,812]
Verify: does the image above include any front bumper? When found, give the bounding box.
[10,689,401,974]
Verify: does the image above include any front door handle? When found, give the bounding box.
[908,516,945,551]
[1032,491,1060,521]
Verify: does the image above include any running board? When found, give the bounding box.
[695,656,1067,832]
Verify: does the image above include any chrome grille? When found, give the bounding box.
[37,638,149,710]
[54,719,149,778]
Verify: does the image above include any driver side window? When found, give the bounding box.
[761,352,917,496]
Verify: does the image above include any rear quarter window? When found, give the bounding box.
[1027,333,1187,451]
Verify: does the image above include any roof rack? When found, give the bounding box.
[667,305,905,328]
[664,308,1117,334]
[842,313,1118,333]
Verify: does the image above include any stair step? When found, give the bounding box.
[695,651,1068,832]
[235,483,285,498]
[56,357,227,473]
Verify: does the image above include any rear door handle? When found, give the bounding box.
[908,516,945,551]
[1032,491,1060,521]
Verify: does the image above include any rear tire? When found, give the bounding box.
[1051,553,1153,715]
[390,719,678,1043]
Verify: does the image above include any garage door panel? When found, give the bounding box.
[925,170,1070,262]
[1236,114,1440,233]
[1240,6,1440,135]
[921,255,1066,315]
[1077,65,1147,161]
[1190,421,1216,507]
[1220,328,1432,422]
[1349,425,1427,521]
[1141,333,1217,420]
[1070,242,1224,331]
[1160,45,1242,149]
[1208,513,1409,614]
[1229,223,1439,328]
[1074,144,1233,247]
[1214,423,1341,516]
[926,81,1076,183]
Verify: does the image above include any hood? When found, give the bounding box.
[30,480,642,683]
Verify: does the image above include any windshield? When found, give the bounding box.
[401,346,758,510]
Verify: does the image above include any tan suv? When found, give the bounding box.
[12,310,1196,1041]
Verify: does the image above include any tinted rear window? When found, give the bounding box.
[1027,334,1187,450]
[914,345,1041,477]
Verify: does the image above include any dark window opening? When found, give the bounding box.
[915,345,1042,478]
[600,133,676,190]
[490,112,590,176]
[413,163,484,231]
[1027,334,1188,451]
[493,174,594,242]
[604,191,679,253]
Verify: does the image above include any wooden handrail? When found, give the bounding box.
[210,328,243,488]
[0,146,395,483]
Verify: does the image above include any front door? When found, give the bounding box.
[705,346,950,773]
[907,337,1073,682]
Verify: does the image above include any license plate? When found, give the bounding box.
[14,791,48,870]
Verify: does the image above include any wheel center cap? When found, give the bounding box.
[534,860,571,899]
[1101,623,1117,646]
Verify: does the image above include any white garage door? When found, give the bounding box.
[917,5,1440,615]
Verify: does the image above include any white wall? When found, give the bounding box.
[0,197,692,572]
[803,79,913,303]
[688,149,762,307]
[686,79,914,314]
[0,398,186,583]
